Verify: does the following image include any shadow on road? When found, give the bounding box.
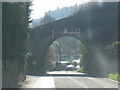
[27,72,100,78]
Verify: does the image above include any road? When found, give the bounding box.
[22,71,119,89]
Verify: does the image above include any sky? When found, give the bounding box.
[30,0,90,19]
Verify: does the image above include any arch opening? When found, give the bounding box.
[45,36,87,73]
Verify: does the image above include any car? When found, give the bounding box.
[66,64,76,71]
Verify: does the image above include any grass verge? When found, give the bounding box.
[77,67,85,73]
[108,73,120,81]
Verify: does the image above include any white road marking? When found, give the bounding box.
[88,77,118,88]
[69,77,88,89]
[87,77,108,88]
[23,72,119,88]
[25,76,56,88]
[103,78,119,83]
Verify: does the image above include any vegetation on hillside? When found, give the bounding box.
[40,13,56,25]
[47,4,78,20]
[30,4,79,28]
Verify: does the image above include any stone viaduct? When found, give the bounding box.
[28,2,118,76]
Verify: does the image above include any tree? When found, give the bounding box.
[3,2,31,59]
[106,41,120,59]
[78,41,87,69]
[46,43,57,70]
[40,13,56,25]
[2,2,31,88]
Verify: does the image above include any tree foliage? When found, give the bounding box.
[46,43,57,70]
[2,2,31,59]
[71,2,117,46]
[77,41,87,69]
[106,41,120,58]
[40,13,56,25]
[30,4,78,28]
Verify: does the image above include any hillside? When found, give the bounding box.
[30,4,79,28]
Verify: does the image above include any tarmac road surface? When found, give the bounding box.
[22,71,119,89]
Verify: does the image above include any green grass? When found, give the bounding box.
[108,73,120,81]
[77,68,85,73]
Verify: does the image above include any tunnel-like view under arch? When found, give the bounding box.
[45,36,87,73]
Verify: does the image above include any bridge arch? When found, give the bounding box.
[28,2,118,76]
[28,22,101,76]
[44,35,88,71]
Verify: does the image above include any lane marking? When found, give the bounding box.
[69,77,88,89]
[87,77,117,88]
[88,77,108,88]
[103,78,119,83]
[27,76,56,88]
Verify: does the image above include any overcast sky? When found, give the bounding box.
[30,0,90,19]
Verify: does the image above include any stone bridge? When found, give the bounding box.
[28,2,118,76]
